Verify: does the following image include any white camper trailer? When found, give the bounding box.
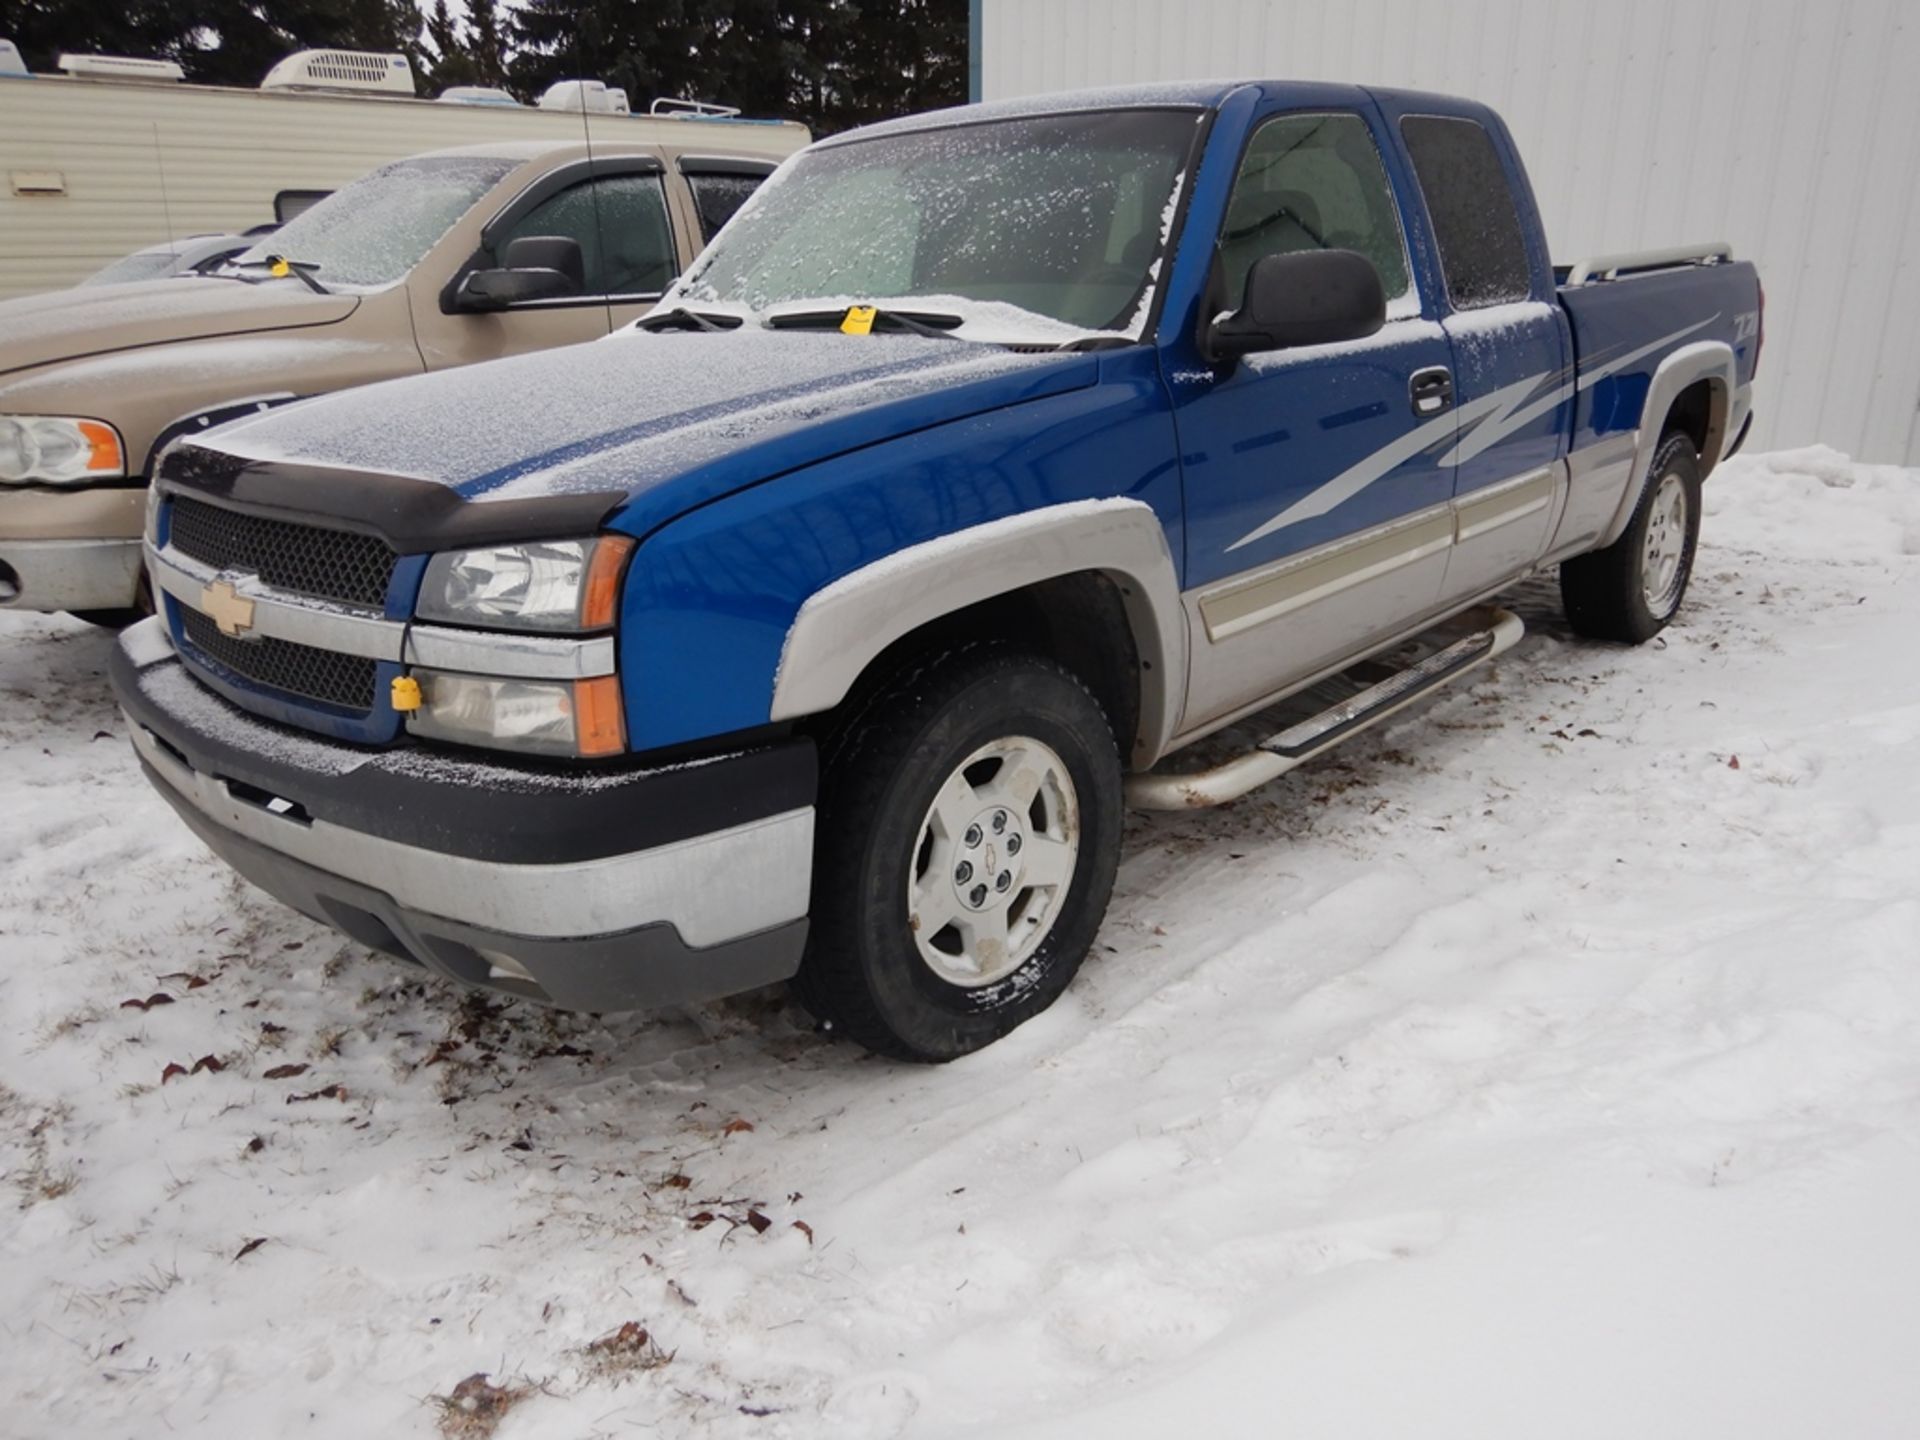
[0,47,808,301]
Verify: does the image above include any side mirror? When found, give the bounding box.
[1204,249,1386,364]
[451,234,586,313]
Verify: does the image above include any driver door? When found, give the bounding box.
[413,161,681,370]
[1170,107,1459,732]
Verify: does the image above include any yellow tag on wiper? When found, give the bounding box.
[269,257,291,278]
[841,305,877,336]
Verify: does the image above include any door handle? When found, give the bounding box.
[1410,366,1454,418]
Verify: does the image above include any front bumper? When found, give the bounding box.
[111,618,816,1011]
[0,487,147,612]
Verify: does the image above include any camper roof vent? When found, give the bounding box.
[536,79,629,115]
[0,39,29,77]
[651,97,743,119]
[57,52,186,82]
[261,49,414,95]
[437,85,520,106]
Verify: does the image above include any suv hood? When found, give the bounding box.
[0,278,360,377]
[185,330,1096,537]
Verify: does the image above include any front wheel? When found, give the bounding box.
[796,648,1123,1062]
[1560,431,1703,644]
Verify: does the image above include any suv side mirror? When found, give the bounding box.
[451,234,587,313]
[1205,249,1386,363]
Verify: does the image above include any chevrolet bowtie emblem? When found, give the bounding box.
[201,579,256,638]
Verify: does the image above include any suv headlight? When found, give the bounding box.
[0,415,126,484]
[417,535,634,632]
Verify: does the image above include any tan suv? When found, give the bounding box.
[0,130,803,622]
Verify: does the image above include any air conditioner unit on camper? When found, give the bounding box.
[651,97,743,119]
[536,79,629,115]
[437,85,520,107]
[57,53,186,82]
[260,49,414,95]
[0,39,29,77]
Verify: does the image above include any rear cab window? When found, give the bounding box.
[1398,115,1532,310]
[684,170,769,244]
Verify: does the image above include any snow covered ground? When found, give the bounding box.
[3,445,1919,1438]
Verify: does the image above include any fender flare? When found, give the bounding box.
[768,498,1187,768]
[1599,340,1735,548]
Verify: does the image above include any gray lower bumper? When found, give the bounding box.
[0,536,143,612]
[118,621,816,1012]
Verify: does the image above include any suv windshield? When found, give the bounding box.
[669,109,1203,338]
[228,154,519,291]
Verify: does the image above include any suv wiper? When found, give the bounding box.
[223,256,331,295]
[634,307,745,333]
[766,306,965,340]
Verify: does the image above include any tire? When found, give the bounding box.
[1560,431,1702,644]
[796,646,1124,1062]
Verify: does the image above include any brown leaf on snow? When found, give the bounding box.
[744,1210,773,1235]
[791,1220,814,1244]
[262,1063,309,1080]
[661,1173,693,1190]
[234,1237,268,1262]
[286,1084,348,1104]
[721,1118,754,1136]
[120,993,174,1011]
[189,1054,225,1075]
[160,1062,188,1084]
[687,1212,717,1230]
[1728,754,1742,770]
[158,972,212,989]
[434,1373,527,1439]
[582,1320,673,1377]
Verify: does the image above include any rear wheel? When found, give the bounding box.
[1560,431,1702,644]
[796,647,1123,1062]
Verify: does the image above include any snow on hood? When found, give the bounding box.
[0,277,359,378]
[198,330,1092,506]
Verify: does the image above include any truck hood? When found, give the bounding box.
[0,278,360,377]
[185,330,1097,540]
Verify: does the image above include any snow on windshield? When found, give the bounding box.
[231,155,519,291]
[668,110,1203,339]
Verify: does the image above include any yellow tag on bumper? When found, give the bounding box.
[390,675,423,712]
[841,305,877,335]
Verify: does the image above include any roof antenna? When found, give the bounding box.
[576,38,614,334]
[150,122,179,261]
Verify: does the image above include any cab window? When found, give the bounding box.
[685,171,766,243]
[1219,112,1414,312]
[493,172,677,298]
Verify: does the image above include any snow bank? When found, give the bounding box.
[2,448,1919,1437]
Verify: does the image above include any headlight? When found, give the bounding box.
[405,671,625,758]
[417,535,634,632]
[0,415,125,484]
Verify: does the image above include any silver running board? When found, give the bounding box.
[1127,607,1526,810]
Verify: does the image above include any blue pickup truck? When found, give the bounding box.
[111,81,1762,1060]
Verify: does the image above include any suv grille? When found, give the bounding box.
[180,608,378,711]
[169,497,397,609]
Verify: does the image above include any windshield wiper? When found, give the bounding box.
[766,306,965,340]
[634,307,744,333]
[222,256,331,295]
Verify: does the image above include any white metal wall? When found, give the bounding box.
[981,0,1920,463]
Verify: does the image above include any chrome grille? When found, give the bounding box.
[180,608,377,711]
[168,497,396,609]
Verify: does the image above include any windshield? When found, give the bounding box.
[669,109,1202,338]
[229,155,519,290]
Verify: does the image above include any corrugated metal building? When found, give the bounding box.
[976,0,1920,463]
